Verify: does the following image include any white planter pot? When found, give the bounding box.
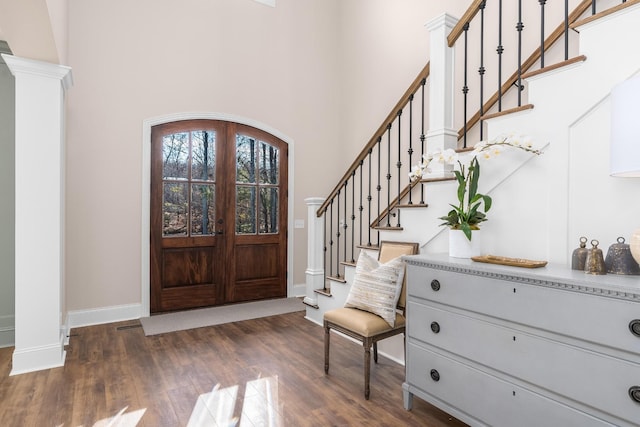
[449,229,481,258]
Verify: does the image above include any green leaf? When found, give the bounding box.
[461,223,472,240]
[468,158,479,200]
[483,195,492,211]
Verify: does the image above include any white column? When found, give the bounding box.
[2,54,72,375]
[303,197,325,308]
[425,13,459,176]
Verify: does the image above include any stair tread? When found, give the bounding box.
[314,287,332,297]
[521,55,587,80]
[326,275,346,284]
[303,300,319,309]
[373,226,404,231]
[481,104,534,121]
[397,202,429,208]
[357,244,380,251]
[418,176,456,183]
[340,261,356,267]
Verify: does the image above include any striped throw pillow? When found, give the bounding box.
[344,250,405,327]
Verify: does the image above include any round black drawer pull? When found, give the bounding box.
[630,386,640,404]
[430,369,440,382]
[430,322,440,334]
[629,320,640,337]
[431,279,441,291]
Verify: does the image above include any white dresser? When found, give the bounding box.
[402,254,640,427]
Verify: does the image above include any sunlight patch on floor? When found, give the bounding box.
[187,376,283,427]
[240,376,283,427]
[188,383,239,426]
[91,406,146,427]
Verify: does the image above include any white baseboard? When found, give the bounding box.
[10,339,66,375]
[67,303,142,330]
[291,282,306,298]
[0,314,15,348]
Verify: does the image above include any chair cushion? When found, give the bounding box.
[344,251,405,327]
[324,307,405,337]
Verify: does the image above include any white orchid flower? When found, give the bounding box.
[409,164,424,180]
[431,148,458,164]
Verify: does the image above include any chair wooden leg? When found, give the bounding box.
[373,341,378,364]
[324,325,330,374]
[364,338,372,400]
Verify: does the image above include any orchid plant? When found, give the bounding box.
[409,134,542,241]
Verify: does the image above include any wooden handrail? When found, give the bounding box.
[447,0,486,47]
[316,62,430,216]
[456,0,592,140]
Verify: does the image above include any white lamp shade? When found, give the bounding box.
[611,76,640,177]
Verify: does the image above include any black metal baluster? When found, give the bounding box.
[479,1,486,141]
[329,199,334,278]
[539,0,546,68]
[408,94,414,205]
[592,0,596,15]
[386,124,392,226]
[343,181,348,264]
[323,212,327,290]
[565,0,569,60]
[396,109,402,227]
[463,22,470,148]
[358,161,363,247]
[349,175,355,263]
[335,189,341,278]
[516,0,524,107]
[376,137,381,245]
[376,136,382,231]
[497,0,504,111]
[367,148,373,246]
[420,78,426,204]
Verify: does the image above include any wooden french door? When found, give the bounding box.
[150,120,288,313]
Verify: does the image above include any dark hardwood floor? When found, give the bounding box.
[0,311,467,426]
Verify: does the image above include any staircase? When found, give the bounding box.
[305,0,640,365]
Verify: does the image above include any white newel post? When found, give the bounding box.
[425,13,459,176]
[2,54,73,375]
[303,197,325,308]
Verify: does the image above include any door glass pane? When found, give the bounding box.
[259,141,279,184]
[163,182,188,236]
[236,135,257,184]
[162,132,189,180]
[236,186,256,234]
[191,130,216,181]
[259,187,278,233]
[191,184,215,235]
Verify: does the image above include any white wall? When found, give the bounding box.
[0,41,14,347]
[64,0,344,312]
[336,0,470,163]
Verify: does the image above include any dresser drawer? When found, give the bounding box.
[407,265,640,356]
[407,301,640,425]
[406,342,616,427]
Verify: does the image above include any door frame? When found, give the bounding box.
[140,112,295,317]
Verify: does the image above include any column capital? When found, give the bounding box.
[305,197,325,206]
[425,13,459,32]
[2,54,73,90]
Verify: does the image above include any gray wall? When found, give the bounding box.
[0,40,15,347]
